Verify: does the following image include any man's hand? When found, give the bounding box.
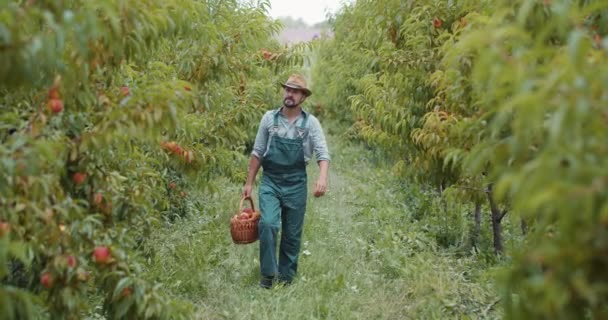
[313,178,327,197]
[242,184,253,198]
[314,160,330,198]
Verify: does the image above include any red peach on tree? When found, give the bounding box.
[433,17,442,28]
[72,172,87,185]
[93,192,103,206]
[0,222,10,236]
[48,99,63,114]
[121,287,133,297]
[40,272,53,289]
[93,246,111,264]
[67,255,77,268]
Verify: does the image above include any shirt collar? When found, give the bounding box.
[274,107,308,118]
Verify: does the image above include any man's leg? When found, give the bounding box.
[278,179,307,283]
[258,176,282,288]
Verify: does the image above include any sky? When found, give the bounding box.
[268,0,351,25]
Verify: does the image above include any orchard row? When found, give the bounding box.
[312,0,607,318]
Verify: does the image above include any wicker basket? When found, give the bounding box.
[230,196,261,244]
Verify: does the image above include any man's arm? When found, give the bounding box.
[243,155,261,198]
[314,160,329,197]
[243,112,270,198]
[309,116,330,198]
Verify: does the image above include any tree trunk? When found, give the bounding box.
[520,218,528,235]
[486,184,507,255]
[437,179,447,194]
[471,201,482,253]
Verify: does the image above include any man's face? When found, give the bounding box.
[283,87,307,108]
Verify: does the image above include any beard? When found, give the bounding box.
[283,98,297,108]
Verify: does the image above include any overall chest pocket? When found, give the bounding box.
[265,136,304,168]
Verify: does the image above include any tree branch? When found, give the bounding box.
[498,209,508,222]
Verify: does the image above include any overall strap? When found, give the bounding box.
[296,111,308,139]
[298,111,308,129]
[269,109,281,137]
[273,109,280,126]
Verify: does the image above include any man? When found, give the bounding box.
[242,74,330,289]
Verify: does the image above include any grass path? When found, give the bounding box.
[145,132,501,319]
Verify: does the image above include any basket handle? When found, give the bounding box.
[239,196,256,212]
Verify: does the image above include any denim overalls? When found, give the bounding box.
[259,110,309,283]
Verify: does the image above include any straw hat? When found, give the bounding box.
[281,74,312,96]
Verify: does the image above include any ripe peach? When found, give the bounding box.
[238,212,252,220]
[67,255,77,268]
[121,287,132,297]
[93,246,111,264]
[183,150,193,163]
[0,222,10,236]
[433,17,442,29]
[72,172,87,185]
[261,49,273,60]
[93,193,103,205]
[48,99,63,113]
[40,272,53,289]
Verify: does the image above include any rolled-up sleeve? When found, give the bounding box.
[251,112,272,159]
[309,116,330,162]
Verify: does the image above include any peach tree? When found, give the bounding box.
[312,0,490,251]
[1,0,303,318]
[314,0,607,317]
[435,0,607,318]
